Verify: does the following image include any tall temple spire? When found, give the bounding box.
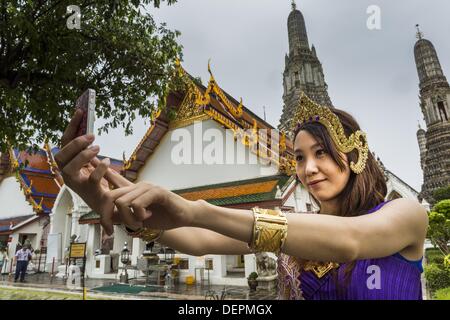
[415,24,423,40]
[287,1,309,52]
[414,25,448,93]
[279,2,333,134]
[413,28,450,204]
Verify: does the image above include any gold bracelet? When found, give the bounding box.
[125,226,164,242]
[248,207,288,255]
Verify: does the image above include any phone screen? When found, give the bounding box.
[75,89,96,137]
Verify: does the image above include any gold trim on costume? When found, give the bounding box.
[303,261,340,279]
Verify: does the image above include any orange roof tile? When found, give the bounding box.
[17,151,51,171]
[26,175,60,195]
[180,180,278,201]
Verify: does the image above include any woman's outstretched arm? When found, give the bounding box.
[109,182,428,263]
[189,198,428,262]
[158,226,251,256]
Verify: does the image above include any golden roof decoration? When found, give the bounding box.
[9,149,19,171]
[44,142,59,171]
[32,197,44,213]
[168,61,210,130]
[280,132,287,154]
[25,180,33,196]
[151,109,162,123]
[206,60,243,119]
[122,151,137,171]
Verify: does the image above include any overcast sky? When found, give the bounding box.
[94,0,450,192]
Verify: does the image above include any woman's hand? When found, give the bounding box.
[55,109,133,235]
[105,182,200,231]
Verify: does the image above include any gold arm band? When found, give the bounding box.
[248,207,288,255]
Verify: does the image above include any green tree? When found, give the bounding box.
[433,185,450,202]
[427,200,450,255]
[0,0,182,152]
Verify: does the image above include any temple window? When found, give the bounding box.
[437,101,448,121]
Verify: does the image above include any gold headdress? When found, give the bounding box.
[292,93,369,174]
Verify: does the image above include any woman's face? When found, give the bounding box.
[294,130,351,206]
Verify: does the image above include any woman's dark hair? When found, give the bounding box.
[293,108,387,291]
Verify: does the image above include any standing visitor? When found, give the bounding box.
[14,243,32,283]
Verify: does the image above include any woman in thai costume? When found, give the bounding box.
[55,93,428,300]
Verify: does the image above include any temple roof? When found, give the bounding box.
[385,169,419,196]
[122,62,296,182]
[173,174,294,207]
[5,146,122,216]
[78,210,100,225]
[10,147,62,215]
[0,215,35,235]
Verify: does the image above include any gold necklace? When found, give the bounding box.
[303,261,340,279]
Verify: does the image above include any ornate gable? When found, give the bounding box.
[10,147,61,215]
[122,62,297,181]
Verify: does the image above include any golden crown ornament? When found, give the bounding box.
[292,93,369,174]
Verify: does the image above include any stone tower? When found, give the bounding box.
[278,0,333,134]
[414,25,450,204]
[416,123,427,171]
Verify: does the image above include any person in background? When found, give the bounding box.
[14,242,32,283]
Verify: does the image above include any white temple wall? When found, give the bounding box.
[0,176,34,218]
[138,119,279,190]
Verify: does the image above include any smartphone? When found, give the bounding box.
[75,89,96,137]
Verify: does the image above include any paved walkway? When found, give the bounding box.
[0,273,277,300]
[1,265,430,300]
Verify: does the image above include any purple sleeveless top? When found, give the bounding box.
[277,201,423,300]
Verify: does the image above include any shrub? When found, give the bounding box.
[434,287,450,300]
[444,255,450,270]
[427,200,450,255]
[248,272,258,280]
[424,263,450,292]
[433,185,450,202]
[425,248,445,265]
